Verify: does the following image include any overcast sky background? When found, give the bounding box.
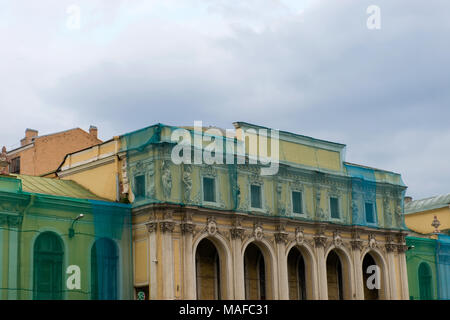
[1,0,449,199]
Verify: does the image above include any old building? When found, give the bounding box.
[0,147,133,300]
[404,195,450,300]
[5,126,102,177]
[56,122,410,300]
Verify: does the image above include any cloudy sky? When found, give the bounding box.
[1,0,449,199]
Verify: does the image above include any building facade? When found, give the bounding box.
[5,126,101,177]
[57,122,410,300]
[0,173,133,300]
[404,195,450,300]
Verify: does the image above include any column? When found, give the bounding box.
[231,226,245,300]
[275,232,289,300]
[397,245,409,300]
[8,216,21,300]
[181,222,195,299]
[161,220,175,300]
[314,235,328,300]
[351,240,364,300]
[385,244,398,300]
[146,221,158,300]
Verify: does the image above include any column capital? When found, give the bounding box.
[314,235,327,248]
[274,232,288,244]
[146,221,157,233]
[160,221,175,233]
[351,239,363,251]
[180,222,195,234]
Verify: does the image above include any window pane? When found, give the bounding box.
[330,197,339,219]
[365,202,375,223]
[135,175,145,198]
[251,185,262,209]
[292,191,302,214]
[203,177,215,202]
[10,157,20,174]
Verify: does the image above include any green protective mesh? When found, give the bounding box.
[406,237,438,300]
[436,234,450,299]
[345,163,407,231]
[0,175,132,300]
[120,123,406,230]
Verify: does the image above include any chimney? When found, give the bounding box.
[89,125,98,139]
[404,196,413,204]
[20,128,38,146]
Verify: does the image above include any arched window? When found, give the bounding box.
[195,238,221,300]
[362,253,379,300]
[418,263,432,300]
[287,247,306,300]
[91,238,118,300]
[326,250,343,300]
[34,232,64,300]
[244,243,267,300]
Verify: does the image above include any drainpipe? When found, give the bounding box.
[436,239,441,300]
[113,137,120,202]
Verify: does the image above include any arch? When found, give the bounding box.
[361,248,389,300]
[241,238,277,300]
[33,231,64,300]
[418,262,433,300]
[91,238,119,300]
[192,233,233,299]
[325,246,354,300]
[285,242,318,300]
[287,247,306,299]
[195,238,222,299]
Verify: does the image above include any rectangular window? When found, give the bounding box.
[292,191,303,214]
[203,177,216,202]
[365,202,375,223]
[135,175,145,199]
[10,157,20,174]
[330,197,339,219]
[251,185,262,209]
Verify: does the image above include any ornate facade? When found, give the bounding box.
[123,122,410,300]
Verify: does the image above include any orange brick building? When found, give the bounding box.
[6,126,102,176]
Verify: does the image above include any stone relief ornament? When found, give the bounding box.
[161,160,172,199]
[295,227,304,245]
[333,230,343,247]
[182,164,192,202]
[253,222,264,240]
[276,182,285,215]
[383,196,392,227]
[147,161,156,198]
[395,204,403,227]
[206,216,217,236]
[315,189,326,221]
[368,233,377,249]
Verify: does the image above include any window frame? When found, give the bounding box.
[250,183,264,211]
[329,196,341,220]
[291,190,305,216]
[134,174,146,200]
[364,201,377,225]
[202,176,217,205]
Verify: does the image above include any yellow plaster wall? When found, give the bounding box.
[405,207,450,234]
[134,237,148,285]
[61,162,118,201]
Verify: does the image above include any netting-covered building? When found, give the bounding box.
[0,174,132,300]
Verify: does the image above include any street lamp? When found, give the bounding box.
[69,214,84,238]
